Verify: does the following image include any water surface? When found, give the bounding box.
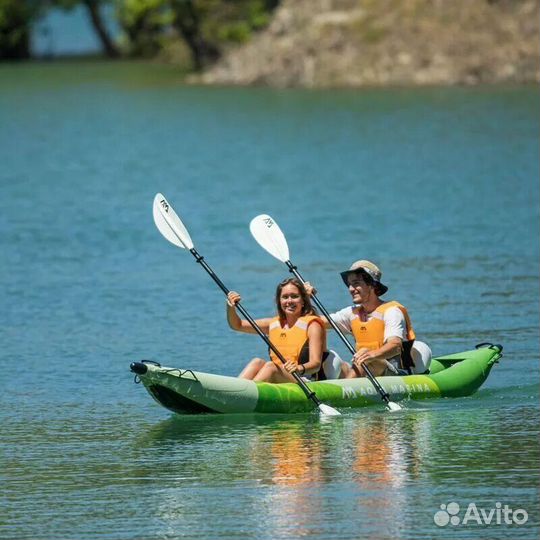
[1,62,538,539]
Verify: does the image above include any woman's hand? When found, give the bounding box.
[283,360,302,375]
[227,291,241,307]
[226,291,243,331]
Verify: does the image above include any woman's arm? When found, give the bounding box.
[300,320,325,376]
[226,291,272,334]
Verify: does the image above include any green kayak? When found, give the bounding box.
[130,343,502,414]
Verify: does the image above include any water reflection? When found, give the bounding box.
[132,410,434,539]
[129,401,539,539]
[3,398,537,540]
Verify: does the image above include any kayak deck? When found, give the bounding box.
[131,343,502,415]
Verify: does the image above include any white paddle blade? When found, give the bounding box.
[249,214,290,263]
[386,401,402,412]
[153,193,194,250]
[319,403,341,417]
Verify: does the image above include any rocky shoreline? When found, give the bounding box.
[193,0,539,88]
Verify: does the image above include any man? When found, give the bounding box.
[307,260,418,378]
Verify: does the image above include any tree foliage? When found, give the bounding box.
[0,0,41,59]
[0,0,280,65]
[121,0,280,69]
[116,0,171,57]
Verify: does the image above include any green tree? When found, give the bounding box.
[168,0,279,70]
[119,0,280,69]
[168,0,219,70]
[116,0,280,70]
[116,0,170,57]
[1,0,279,64]
[0,0,41,59]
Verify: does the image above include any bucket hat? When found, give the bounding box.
[340,259,388,296]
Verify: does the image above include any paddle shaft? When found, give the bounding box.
[188,247,324,407]
[284,260,394,405]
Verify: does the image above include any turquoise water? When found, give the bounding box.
[1,63,539,539]
[32,6,119,57]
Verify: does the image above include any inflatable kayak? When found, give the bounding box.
[130,343,502,415]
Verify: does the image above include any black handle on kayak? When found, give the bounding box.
[189,248,323,408]
[475,342,503,353]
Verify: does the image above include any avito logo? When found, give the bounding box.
[434,502,528,527]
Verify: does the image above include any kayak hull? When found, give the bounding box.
[132,344,502,415]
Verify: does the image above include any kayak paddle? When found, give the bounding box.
[249,214,402,412]
[152,193,341,417]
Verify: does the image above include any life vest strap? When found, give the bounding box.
[401,339,415,372]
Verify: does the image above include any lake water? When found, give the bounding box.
[1,62,539,539]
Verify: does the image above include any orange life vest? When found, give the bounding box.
[268,315,325,367]
[350,301,416,371]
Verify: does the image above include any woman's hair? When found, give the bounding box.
[275,277,317,320]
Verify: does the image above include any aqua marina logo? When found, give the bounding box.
[434,502,528,527]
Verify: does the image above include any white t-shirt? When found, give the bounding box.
[330,305,407,343]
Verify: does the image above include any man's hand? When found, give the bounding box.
[227,291,241,307]
[303,281,317,296]
[352,347,379,369]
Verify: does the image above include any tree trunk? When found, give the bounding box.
[0,27,31,60]
[170,0,220,71]
[81,0,119,58]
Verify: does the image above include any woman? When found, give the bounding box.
[226,278,328,383]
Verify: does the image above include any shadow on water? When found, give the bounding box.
[138,410,322,443]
